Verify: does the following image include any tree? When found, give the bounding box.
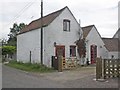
[76,38,86,65]
[76,38,86,57]
[7,23,26,46]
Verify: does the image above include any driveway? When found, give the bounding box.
[2,64,119,88]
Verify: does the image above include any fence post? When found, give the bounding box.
[103,59,106,79]
[96,58,99,80]
[58,56,62,72]
[96,57,102,80]
[29,51,32,63]
[117,59,120,78]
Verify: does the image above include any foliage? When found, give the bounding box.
[2,46,16,56]
[6,60,55,73]
[76,38,86,58]
[1,39,7,46]
[7,23,26,46]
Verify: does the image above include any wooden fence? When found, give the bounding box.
[103,59,120,79]
[52,56,80,72]
[96,58,120,79]
[62,57,80,70]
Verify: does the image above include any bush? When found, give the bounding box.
[2,46,16,55]
[2,46,16,62]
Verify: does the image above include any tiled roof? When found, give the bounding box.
[19,6,67,34]
[102,38,120,51]
[82,25,94,38]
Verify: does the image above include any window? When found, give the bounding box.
[70,46,76,57]
[63,19,70,31]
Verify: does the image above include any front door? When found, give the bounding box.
[90,45,97,64]
[55,45,65,69]
[55,45,65,57]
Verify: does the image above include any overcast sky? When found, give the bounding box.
[0,0,119,39]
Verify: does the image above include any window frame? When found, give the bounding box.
[70,45,76,57]
[63,19,70,32]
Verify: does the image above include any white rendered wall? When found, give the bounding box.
[108,52,119,59]
[43,8,80,67]
[17,29,41,63]
[85,27,108,64]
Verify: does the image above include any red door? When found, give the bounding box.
[55,45,65,68]
[90,45,97,64]
[55,45,65,57]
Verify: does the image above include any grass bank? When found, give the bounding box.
[6,60,55,73]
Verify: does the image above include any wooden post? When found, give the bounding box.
[96,57,102,80]
[40,0,43,65]
[30,51,31,63]
[96,58,99,80]
[116,60,119,77]
[103,59,106,79]
[108,60,110,78]
[58,56,62,72]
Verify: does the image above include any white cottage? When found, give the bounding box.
[81,25,108,64]
[17,6,82,67]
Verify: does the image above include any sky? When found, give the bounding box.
[0,0,119,39]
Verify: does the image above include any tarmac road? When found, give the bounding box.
[2,64,119,88]
[2,65,65,88]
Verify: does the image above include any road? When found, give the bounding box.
[2,65,65,88]
[2,65,119,88]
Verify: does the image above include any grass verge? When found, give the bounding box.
[6,60,55,73]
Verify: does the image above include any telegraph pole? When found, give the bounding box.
[41,0,43,65]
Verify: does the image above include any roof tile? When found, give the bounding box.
[82,25,94,38]
[102,38,120,51]
[19,6,67,34]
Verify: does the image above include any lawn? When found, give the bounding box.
[6,60,55,73]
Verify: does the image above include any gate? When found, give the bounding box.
[62,57,79,70]
[96,58,120,79]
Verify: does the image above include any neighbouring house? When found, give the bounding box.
[80,25,108,64]
[17,6,82,67]
[113,28,120,39]
[102,38,120,59]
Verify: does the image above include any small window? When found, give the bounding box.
[111,55,114,59]
[70,46,76,57]
[63,19,70,31]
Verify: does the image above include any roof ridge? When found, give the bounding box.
[42,6,67,20]
[82,25,95,38]
[102,38,119,39]
[19,6,67,34]
[82,25,94,28]
[29,6,67,26]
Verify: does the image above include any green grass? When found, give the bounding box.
[6,60,55,73]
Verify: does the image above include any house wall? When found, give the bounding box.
[113,34,119,38]
[17,8,81,67]
[17,29,41,63]
[43,8,81,67]
[85,27,108,64]
[113,31,120,39]
[108,52,119,59]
